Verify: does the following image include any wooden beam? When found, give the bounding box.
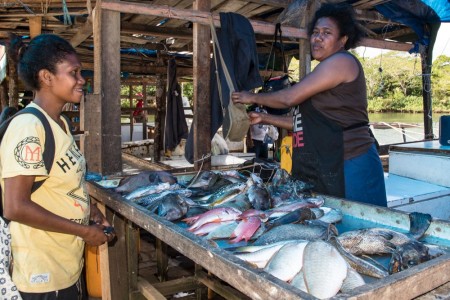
[137,277,166,300]
[83,61,193,76]
[101,0,412,52]
[101,0,308,39]
[90,0,122,176]
[28,17,42,38]
[121,21,192,39]
[0,10,89,18]
[70,14,93,47]
[360,37,412,52]
[192,0,211,170]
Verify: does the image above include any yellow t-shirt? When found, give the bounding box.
[0,103,89,293]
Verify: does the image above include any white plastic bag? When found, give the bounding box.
[0,217,22,299]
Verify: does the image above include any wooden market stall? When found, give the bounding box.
[1,0,448,299]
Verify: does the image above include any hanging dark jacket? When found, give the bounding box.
[165,58,189,152]
[185,12,263,163]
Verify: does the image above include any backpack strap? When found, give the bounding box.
[0,107,55,221]
[61,113,74,135]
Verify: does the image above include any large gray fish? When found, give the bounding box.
[340,266,365,293]
[266,208,318,230]
[125,182,181,200]
[115,171,177,194]
[132,189,189,207]
[389,240,431,274]
[316,207,343,224]
[338,211,432,256]
[264,241,308,281]
[235,242,288,268]
[246,173,272,210]
[185,170,219,188]
[330,237,388,279]
[302,240,348,299]
[252,223,334,246]
[148,193,189,221]
[188,176,233,197]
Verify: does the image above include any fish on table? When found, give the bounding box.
[252,223,335,246]
[115,170,177,194]
[147,193,190,221]
[229,216,262,244]
[183,207,242,231]
[301,240,348,299]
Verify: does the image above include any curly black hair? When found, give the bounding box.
[8,34,77,90]
[307,3,364,50]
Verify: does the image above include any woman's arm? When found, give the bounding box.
[232,53,359,108]
[248,111,292,130]
[3,175,114,245]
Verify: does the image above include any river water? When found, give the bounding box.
[369,112,449,145]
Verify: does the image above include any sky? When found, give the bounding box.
[356,23,450,61]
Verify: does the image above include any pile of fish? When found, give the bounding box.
[114,168,447,299]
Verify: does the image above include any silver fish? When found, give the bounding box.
[317,207,343,224]
[253,223,333,246]
[246,174,272,210]
[125,182,178,200]
[235,242,288,268]
[290,270,307,292]
[264,241,308,281]
[340,266,365,293]
[302,240,348,299]
[115,171,177,193]
[152,194,189,221]
[186,170,219,188]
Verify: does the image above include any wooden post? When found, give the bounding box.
[129,84,133,142]
[28,16,42,38]
[0,80,7,110]
[192,0,211,170]
[6,39,18,108]
[142,83,148,140]
[298,0,315,80]
[154,53,166,162]
[87,0,122,175]
[420,44,433,140]
[155,239,168,282]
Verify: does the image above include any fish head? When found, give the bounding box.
[389,241,430,273]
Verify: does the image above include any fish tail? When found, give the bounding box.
[409,212,432,239]
[182,216,200,224]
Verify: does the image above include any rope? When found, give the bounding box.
[16,0,35,14]
[375,122,425,141]
[62,0,72,25]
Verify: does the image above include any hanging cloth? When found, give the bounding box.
[164,58,189,152]
[209,17,250,141]
[184,13,263,163]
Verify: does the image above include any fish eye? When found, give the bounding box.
[408,260,416,266]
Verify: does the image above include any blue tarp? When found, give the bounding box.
[375,0,450,50]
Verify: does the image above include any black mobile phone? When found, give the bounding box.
[103,226,115,235]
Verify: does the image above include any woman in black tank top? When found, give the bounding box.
[232,3,387,207]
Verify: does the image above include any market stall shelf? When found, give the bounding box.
[87,181,450,300]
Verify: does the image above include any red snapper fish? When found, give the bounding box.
[182,207,242,231]
[229,216,262,244]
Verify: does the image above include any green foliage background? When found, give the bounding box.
[120,52,450,114]
[290,52,450,113]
